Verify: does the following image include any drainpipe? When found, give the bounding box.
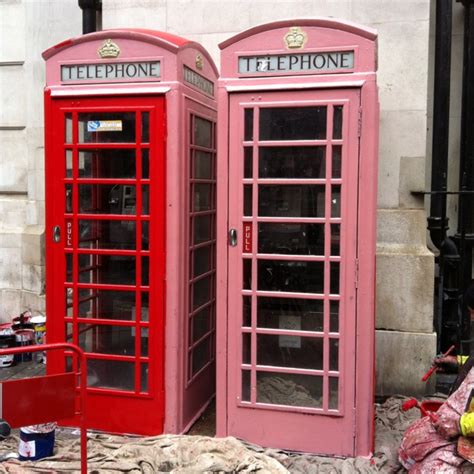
[456,0,474,351]
[428,0,453,250]
[428,0,457,352]
[78,0,102,35]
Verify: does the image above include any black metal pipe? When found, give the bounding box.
[78,0,101,35]
[428,0,453,249]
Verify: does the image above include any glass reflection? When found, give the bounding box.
[79,149,135,179]
[259,107,327,140]
[78,323,135,356]
[79,219,135,250]
[78,255,135,285]
[79,184,136,215]
[257,372,323,408]
[259,185,325,217]
[194,117,212,147]
[87,359,135,391]
[259,147,325,178]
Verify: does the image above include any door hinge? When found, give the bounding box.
[354,258,359,289]
[358,107,362,137]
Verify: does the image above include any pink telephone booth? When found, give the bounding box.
[42,29,218,435]
[216,19,378,456]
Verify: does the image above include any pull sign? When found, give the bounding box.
[65,220,73,248]
[243,222,252,253]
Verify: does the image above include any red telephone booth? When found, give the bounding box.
[216,19,379,456]
[42,29,218,435]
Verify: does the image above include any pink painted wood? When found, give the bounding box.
[217,19,378,457]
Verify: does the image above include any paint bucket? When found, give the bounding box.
[0,335,15,368]
[30,315,46,363]
[18,428,55,461]
[14,329,34,363]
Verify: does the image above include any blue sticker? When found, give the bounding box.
[87,121,100,132]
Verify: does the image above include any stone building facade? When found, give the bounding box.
[0,0,466,394]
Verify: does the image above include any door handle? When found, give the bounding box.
[53,225,61,243]
[229,228,238,247]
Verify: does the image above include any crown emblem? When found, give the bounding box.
[195,54,204,70]
[284,27,307,49]
[98,39,121,59]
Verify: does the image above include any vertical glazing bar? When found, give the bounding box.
[135,110,143,394]
[322,104,335,412]
[71,111,79,355]
[250,106,258,405]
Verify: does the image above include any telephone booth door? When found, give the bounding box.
[46,95,166,434]
[226,88,360,455]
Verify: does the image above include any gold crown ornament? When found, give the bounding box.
[284,27,307,49]
[98,39,121,59]
[195,54,204,70]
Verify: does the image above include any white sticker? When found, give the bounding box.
[278,315,301,348]
[87,120,122,132]
[19,439,36,458]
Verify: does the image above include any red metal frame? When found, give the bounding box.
[45,95,166,434]
[0,343,87,474]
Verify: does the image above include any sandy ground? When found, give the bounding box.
[0,395,436,473]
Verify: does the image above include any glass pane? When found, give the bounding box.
[141,112,149,143]
[141,292,150,322]
[142,185,149,215]
[330,262,340,295]
[78,324,135,356]
[194,117,212,147]
[258,260,324,293]
[192,306,211,343]
[194,215,212,244]
[331,184,341,218]
[66,184,73,213]
[192,337,211,375]
[259,107,327,140]
[193,245,212,277]
[65,113,73,144]
[257,297,324,332]
[142,256,149,286]
[142,149,149,179]
[193,276,211,310]
[244,109,254,141]
[257,334,323,369]
[244,147,253,178]
[193,183,212,211]
[243,296,251,327]
[66,150,73,178]
[243,259,252,290]
[78,149,135,179]
[141,363,149,393]
[66,254,73,282]
[330,301,339,333]
[258,223,324,255]
[242,332,251,364]
[78,255,135,285]
[333,106,343,140]
[141,328,149,357]
[78,112,136,143]
[332,145,342,179]
[259,185,325,217]
[79,184,136,215]
[259,147,325,178]
[244,185,253,216]
[257,372,322,408]
[195,151,213,179]
[66,287,73,316]
[242,370,251,402]
[79,220,135,250]
[331,224,340,256]
[329,377,339,410]
[330,338,339,371]
[142,221,149,250]
[87,359,134,391]
[78,290,136,320]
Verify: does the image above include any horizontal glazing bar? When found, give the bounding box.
[244,217,341,224]
[64,143,139,149]
[75,318,149,327]
[248,254,341,263]
[75,248,150,256]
